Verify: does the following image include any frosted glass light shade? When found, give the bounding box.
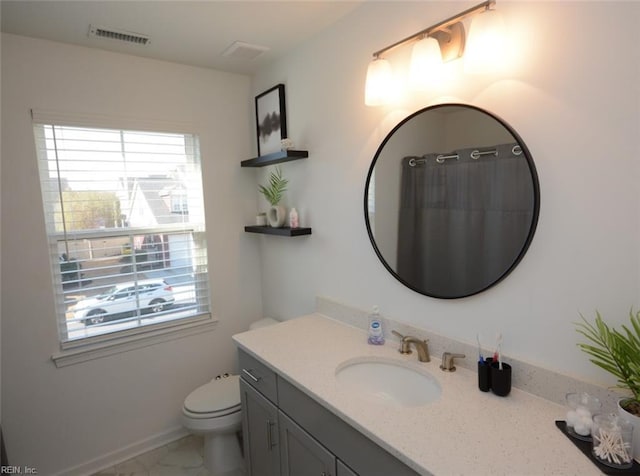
[409,37,443,90]
[364,58,393,106]
[464,9,506,74]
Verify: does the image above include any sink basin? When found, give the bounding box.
[335,357,441,407]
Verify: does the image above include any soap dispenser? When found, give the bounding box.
[367,305,385,345]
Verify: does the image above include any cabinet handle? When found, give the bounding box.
[266,419,277,450]
[242,368,261,383]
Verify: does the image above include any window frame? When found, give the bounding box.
[31,110,216,365]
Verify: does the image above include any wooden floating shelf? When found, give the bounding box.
[241,150,309,167]
[244,226,312,237]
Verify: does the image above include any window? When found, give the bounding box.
[33,115,212,347]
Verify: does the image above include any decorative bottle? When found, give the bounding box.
[289,208,299,229]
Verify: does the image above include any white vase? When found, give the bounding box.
[617,398,640,463]
[268,205,286,228]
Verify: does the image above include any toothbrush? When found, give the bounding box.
[495,332,503,370]
[476,333,484,364]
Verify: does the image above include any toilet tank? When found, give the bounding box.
[249,318,279,330]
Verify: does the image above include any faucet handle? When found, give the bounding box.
[440,352,466,372]
[391,330,411,355]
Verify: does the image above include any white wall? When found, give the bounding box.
[253,1,640,385]
[1,34,263,473]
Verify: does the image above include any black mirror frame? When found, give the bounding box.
[364,103,541,299]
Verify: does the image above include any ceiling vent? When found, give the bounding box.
[88,25,151,46]
[222,41,269,60]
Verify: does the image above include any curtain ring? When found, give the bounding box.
[408,158,417,167]
[436,153,459,164]
[512,145,523,156]
[471,149,497,160]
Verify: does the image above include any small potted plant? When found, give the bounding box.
[575,309,640,461]
[259,167,288,227]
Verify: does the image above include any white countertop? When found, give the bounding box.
[233,313,602,476]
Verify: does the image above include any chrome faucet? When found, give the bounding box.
[391,330,430,362]
[440,352,466,372]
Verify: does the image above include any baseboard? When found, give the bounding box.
[54,426,190,476]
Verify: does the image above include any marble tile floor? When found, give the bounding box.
[93,435,245,476]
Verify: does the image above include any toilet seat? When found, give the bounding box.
[183,374,240,418]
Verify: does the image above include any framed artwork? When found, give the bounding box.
[255,84,287,156]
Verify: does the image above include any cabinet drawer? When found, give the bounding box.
[238,349,278,404]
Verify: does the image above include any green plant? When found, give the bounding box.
[575,309,640,416]
[259,167,288,206]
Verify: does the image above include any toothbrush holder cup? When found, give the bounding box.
[490,362,512,397]
[478,357,493,392]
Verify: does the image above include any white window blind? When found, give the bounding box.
[33,117,212,345]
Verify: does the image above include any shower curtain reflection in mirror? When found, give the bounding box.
[396,143,534,298]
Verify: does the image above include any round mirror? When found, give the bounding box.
[364,104,540,299]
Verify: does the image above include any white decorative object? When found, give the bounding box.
[565,392,601,439]
[289,208,299,229]
[256,213,267,226]
[280,138,294,150]
[268,206,286,228]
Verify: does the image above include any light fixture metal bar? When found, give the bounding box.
[371,0,495,59]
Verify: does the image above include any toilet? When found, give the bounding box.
[181,318,279,474]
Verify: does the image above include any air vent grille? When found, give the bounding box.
[222,41,269,60]
[88,25,150,45]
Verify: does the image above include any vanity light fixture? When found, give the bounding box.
[463,6,506,74]
[408,36,443,90]
[364,0,498,106]
[364,57,394,107]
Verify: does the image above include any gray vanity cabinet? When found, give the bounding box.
[279,411,335,476]
[238,349,420,476]
[337,460,358,476]
[240,379,281,476]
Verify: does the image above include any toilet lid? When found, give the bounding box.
[184,374,240,414]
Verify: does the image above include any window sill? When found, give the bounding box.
[51,315,218,368]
